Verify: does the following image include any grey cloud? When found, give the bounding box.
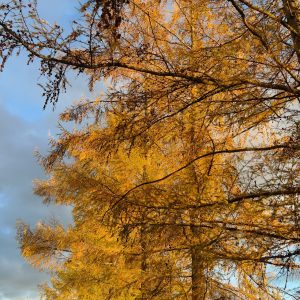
[0,2,106,298]
[0,104,72,299]
[0,59,102,300]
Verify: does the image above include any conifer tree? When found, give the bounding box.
[4,0,299,298]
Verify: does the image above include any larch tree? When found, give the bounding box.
[17,104,285,299]
[1,0,299,299]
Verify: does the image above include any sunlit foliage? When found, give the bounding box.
[2,0,299,299]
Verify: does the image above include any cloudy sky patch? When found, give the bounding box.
[0,2,104,298]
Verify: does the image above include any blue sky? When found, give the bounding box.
[0,1,104,298]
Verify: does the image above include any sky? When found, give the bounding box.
[0,1,103,299]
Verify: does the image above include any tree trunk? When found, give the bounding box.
[191,246,207,300]
[140,224,148,300]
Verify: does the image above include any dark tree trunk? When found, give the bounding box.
[191,246,207,300]
[140,224,148,300]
